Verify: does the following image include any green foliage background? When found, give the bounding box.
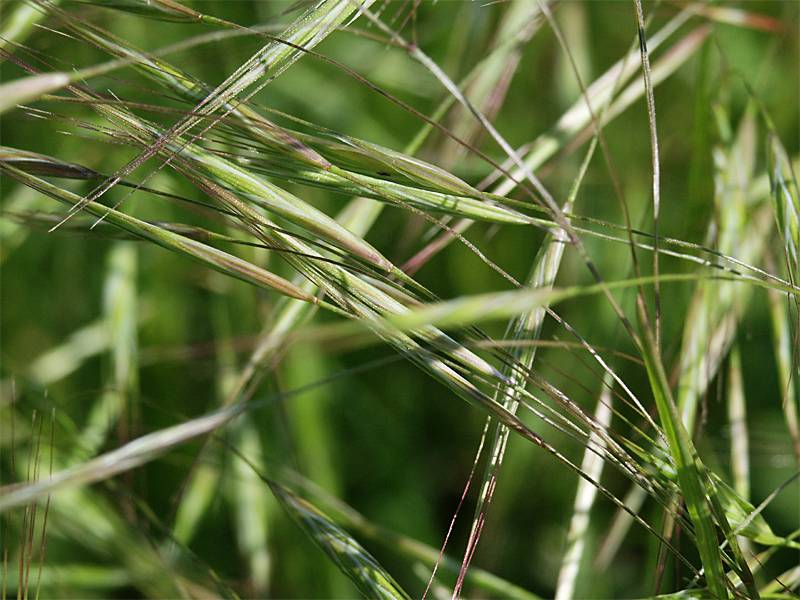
[1,1,798,598]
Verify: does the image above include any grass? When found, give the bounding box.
[1,0,799,598]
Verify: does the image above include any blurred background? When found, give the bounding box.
[1,1,798,597]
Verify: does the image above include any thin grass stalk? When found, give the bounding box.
[450,11,693,585]
[355,2,631,327]
[208,277,273,595]
[158,161,552,438]
[0,402,243,512]
[437,0,544,162]
[293,273,794,345]
[597,108,770,576]
[36,5,532,226]
[456,137,597,592]
[623,110,763,564]
[403,18,708,274]
[678,107,760,429]
[2,412,189,598]
[2,273,770,513]
[6,138,788,291]
[31,69,397,273]
[169,94,413,554]
[632,0,663,350]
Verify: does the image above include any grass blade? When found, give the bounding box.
[269,481,412,600]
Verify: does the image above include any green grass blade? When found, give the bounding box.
[70,241,139,462]
[637,300,729,599]
[266,466,542,600]
[0,0,58,52]
[0,162,324,305]
[767,281,800,464]
[26,319,110,386]
[268,481,412,600]
[726,348,749,501]
[767,133,800,283]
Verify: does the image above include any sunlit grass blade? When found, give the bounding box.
[25,319,110,387]
[726,348,749,501]
[0,402,242,512]
[709,473,800,550]
[491,10,699,197]
[597,108,777,570]
[555,376,614,600]
[1,275,751,512]
[460,136,599,588]
[0,45,188,115]
[437,0,544,161]
[229,419,273,595]
[3,2,798,597]
[171,459,219,545]
[0,71,71,115]
[1,410,190,598]
[676,106,761,430]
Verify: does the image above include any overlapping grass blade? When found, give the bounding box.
[53,0,379,222]
[598,106,773,582]
[2,2,797,597]
[458,137,599,587]
[0,161,324,305]
[404,16,710,271]
[636,302,729,599]
[36,5,532,226]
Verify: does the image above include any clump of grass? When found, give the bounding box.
[1,0,799,598]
